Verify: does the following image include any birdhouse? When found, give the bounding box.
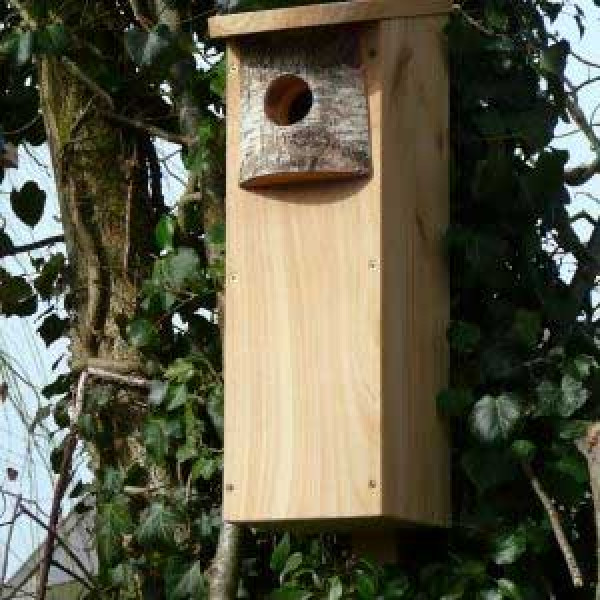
[210,0,452,528]
[1,142,17,169]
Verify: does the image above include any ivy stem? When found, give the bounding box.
[577,424,600,600]
[521,461,584,589]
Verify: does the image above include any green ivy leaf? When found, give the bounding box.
[148,380,168,407]
[271,533,291,573]
[497,579,522,600]
[16,30,34,65]
[127,318,159,348]
[173,561,207,598]
[492,531,526,565]
[125,25,173,67]
[37,314,69,346]
[10,181,45,227]
[280,552,303,583]
[536,376,589,418]
[143,418,169,462]
[97,496,132,565]
[470,394,521,443]
[540,40,569,77]
[155,215,177,253]
[328,577,344,600]
[167,383,188,411]
[136,502,177,546]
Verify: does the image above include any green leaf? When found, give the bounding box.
[0,273,36,317]
[492,531,526,565]
[167,383,188,411]
[470,394,521,443]
[136,502,177,546]
[165,358,197,383]
[572,355,597,379]
[540,40,569,76]
[271,533,291,572]
[536,376,589,418]
[173,561,208,599]
[280,552,303,582]
[511,309,541,348]
[125,25,173,67]
[356,572,377,599]
[479,591,502,600]
[97,496,132,565]
[143,418,169,462]
[127,318,159,348]
[328,577,344,600]
[497,578,522,599]
[152,247,202,291]
[36,24,68,55]
[148,380,168,407]
[37,314,69,346]
[269,588,312,600]
[17,30,34,65]
[10,181,45,227]
[155,215,177,253]
[511,439,536,461]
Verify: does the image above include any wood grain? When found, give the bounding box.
[379,16,450,526]
[239,29,371,187]
[209,0,452,39]
[224,18,450,527]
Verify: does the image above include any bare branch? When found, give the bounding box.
[61,58,114,110]
[0,235,65,259]
[522,461,584,589]
[207,523,242,600]
[98,109,193,147]
[0,495,21,590]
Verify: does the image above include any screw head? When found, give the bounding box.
[225,483,235,493]
[229,273,239,283]
[368,259,379,271]
[368,479,377,489]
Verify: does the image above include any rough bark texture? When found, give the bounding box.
[239,29,371,187]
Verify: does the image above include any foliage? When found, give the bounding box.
[1,0,600,599]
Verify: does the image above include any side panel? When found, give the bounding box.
[224,27,383,524]
[380,16,451,526]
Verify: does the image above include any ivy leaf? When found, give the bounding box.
[492,531,526,565]
[16,30,34,65]
[152,247,202,291]
[0,273,37,317]
[167,383,188,411]
[497,579,522,599]
[269,589,313,600]
[173,561,207,599]
[328,577,343,600]
[155,215,176,253]
[536,376,589,417]
[148,380,168,407]
[143,418,169,462]
[540,40,569,77]
[97,497,132,565]
[280,552,303,583]
[125,25,173,67]
[271,533,291,572]
[0,231,14,255]
[36,24,68,55]
[127,318,159,348]
[37,314,69,346]
[470,394,521,443]
[136,502,177,546]
[10,181,45,227]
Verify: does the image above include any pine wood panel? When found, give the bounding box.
[209,0,452,39]
[224,15,450,527]
[224,29,384,523]
[379,16,450,526]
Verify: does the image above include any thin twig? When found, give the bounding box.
[522,461,584,588]
[50,559,93,591]
[0,495,21,590]
[87,366,152,388]
[61,58,114,109]
[98,109,193,146]
[0,235,65,259]
[576,424,600,600]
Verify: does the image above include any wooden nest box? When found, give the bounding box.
[210,0,452,529]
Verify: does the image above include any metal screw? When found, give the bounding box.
[368,480,377,489]
[225,483,235,493]
[368,259,379,271]
[230,273,239,284]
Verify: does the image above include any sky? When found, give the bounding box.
[0,0,600,586]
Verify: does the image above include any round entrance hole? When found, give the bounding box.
[264,75,313,126]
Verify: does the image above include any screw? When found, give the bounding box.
[368,259,379,271]
[225,483,235,493]
[368,480,377,489]
[230,273,239,283]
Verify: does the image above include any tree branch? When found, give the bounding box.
[0,234,65,259]
[207,523,242,600]
[576,424,600,600]
[522,461,584,589]
[61,58,114,110]
[98,109,193,147]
